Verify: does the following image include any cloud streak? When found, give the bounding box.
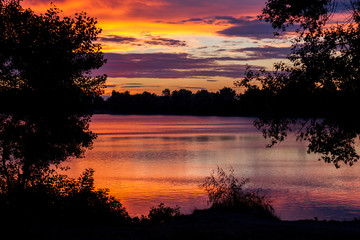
[233,46,291,59]
[120,82,162,89]
[164,15,254,25]
[94,53,257,79]
[99,34,187,47]
[99,35,138,44]
[217,20,275,39]
[95,46,289,79]
[158,15,276,39]
[144,36,187,47]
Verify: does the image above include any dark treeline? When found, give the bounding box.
[92,86,345,117]
[92,87,269,116]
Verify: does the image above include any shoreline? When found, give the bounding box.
[16,209,360,240]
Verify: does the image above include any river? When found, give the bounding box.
[64,114,360,220]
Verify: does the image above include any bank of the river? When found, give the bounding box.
[15,210,360,240]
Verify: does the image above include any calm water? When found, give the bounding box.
[65,114,360,220]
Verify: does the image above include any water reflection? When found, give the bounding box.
[255,117,360,168]
[65,115,360,220]
[107,135,237,142]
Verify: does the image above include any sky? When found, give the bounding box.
[22,0,292,95]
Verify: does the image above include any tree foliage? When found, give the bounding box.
[0,168,130,226]
[0,0,106,191]
[235,0,360,167]
[260,0,334,34]
[238,0,360,99]
[0,0,106,114]
[143,203,182,223]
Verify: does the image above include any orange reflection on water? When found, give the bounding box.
[66,154,209,216]
[64,115,360,220]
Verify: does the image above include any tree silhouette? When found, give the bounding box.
[104,87,241,116]
[260,0,334,34]
[162,88,171,97]
[238,0,360,100]
[236,0,360,167]
[0,1,106,192]
[0,0,106,115]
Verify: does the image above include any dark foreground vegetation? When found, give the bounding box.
[10,210,360,240]
[4,167,360,240]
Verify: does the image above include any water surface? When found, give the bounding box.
[65,114,360,220]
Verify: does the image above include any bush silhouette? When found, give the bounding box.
[200,167,277,219]
[143,203,182,223]
[0,168,130,225]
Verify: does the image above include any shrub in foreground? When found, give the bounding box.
[142,203,182,223]
[200,166,277,219]
[0,168,131,225]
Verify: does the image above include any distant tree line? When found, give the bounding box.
[92,85,338,117]
[92,87,265,116]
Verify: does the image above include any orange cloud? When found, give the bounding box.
[21,0,283,94]
[22,0,265,35]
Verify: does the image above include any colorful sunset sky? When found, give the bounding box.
[22,0,292,95]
